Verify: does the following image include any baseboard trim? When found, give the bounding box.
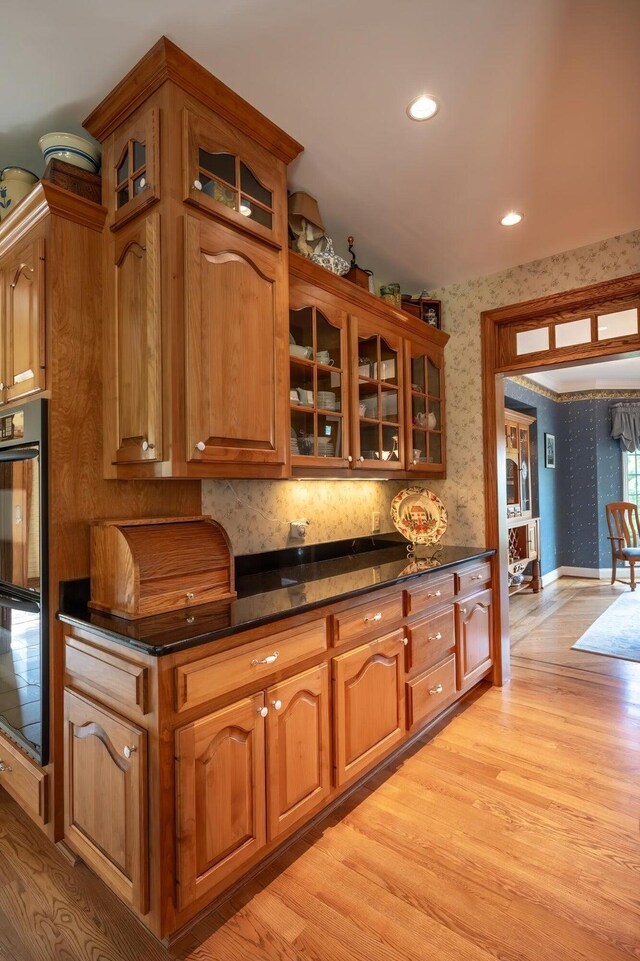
[553,566,613,580]
[541,567,562,587]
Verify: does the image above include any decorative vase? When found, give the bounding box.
[0,167,38,221]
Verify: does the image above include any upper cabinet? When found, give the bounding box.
[84,37,302,479]
[288,253,449,478]
[504,409,535,519]
[2,231,46,404]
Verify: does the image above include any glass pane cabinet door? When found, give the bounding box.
[519,427,530,514]
[354,324,402,469]
[407,347,445,471]
[111,106,160,229]
[289,300,347,465]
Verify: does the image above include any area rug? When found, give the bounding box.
[572,590,640,662]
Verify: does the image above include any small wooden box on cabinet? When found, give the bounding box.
[89,516,236,619]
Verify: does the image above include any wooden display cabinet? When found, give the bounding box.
[504,408,542,595]
[351,315,404,471]
[405,339,445,473]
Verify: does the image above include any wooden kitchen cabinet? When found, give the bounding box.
[333,629,405,785]
[1,230,45,404]
[184,215,288,467]
[175,692,266,908]
[109,105,160,230]
[107,210,163,465]
[266,664,331,839]
[63,690,148,913]
[455,588,493,690]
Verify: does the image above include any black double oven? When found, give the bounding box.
[0,400,48,764]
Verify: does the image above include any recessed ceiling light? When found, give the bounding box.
[407,95,440,121]
[500,211,523,226]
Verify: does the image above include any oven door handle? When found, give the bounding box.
[0,594,40,614]
[0,447,39,462]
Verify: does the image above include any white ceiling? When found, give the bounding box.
[3,0,640,289]
[526,355,640,392]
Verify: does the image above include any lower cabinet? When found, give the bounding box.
[455,589,493,690]
[63,690,149,913]
[175,665,331,909]
[332,630,405,786]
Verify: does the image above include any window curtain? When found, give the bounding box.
[611,403,640,453]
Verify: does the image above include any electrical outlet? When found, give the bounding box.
[371,510,381,533]
[289,520,308,539]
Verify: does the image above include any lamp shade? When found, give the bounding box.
[288,191,325,239]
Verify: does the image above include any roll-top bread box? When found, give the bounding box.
[89,516,236,619]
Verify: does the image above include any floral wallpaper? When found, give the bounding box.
[425,228,640,546]
[202,228,640,556]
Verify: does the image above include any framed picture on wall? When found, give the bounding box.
[545,432,556,468]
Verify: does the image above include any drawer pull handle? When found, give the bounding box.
[0,760,12,773]
[257,706,269,718]
[471,574,484,581]
[427,590,442,599]
[271,699,282,711]
[123,746,137,760]
[364,612,383,623]
[429,684,444,696]
[402,636,409,646]
[251,651,279,666]
[429,631,443,642]
[185,592,195,601]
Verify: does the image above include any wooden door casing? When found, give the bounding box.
[63,690,148,913]
[110,211,163,464]
[333,630,405,785]
[4,234,45,403]
[455,589,493,690]
[184,215,287,467]
[266,664,331,839]
[175,692,266,909]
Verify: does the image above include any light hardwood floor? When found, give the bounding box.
[0,577,639,961]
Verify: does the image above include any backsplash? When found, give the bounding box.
[202,479,435,555]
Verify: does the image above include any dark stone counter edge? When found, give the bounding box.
[57,547,495,658]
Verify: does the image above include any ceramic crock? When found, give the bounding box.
[0,167,38,221]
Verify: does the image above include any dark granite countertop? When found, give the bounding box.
[58,536,493,657]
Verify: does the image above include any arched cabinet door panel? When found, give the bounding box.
[63,690,148,914]
[175,693,266,909]
[266,664,331,839]
[184,216,287,467]
[3,232,46,404]
[455,589,493,690]
[333,630,405,785]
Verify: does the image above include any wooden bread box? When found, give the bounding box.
[89,516,236,619]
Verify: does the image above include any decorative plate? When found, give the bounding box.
[390,487,447,545]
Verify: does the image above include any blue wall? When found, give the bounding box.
[504,381,625,573]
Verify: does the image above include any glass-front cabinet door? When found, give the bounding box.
[183,107,286,247]
[405,341,445,473]
[289,286,349,468]
[350,316,403,470]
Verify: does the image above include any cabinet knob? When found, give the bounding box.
[461,608,467,616]
[257,706,269,718]
[141,440,156,451]
[185,592,195,601]
[428,684,443,696]
[347,455,353,463]
[402,636,409,647]
[427,590,441,598]
[139,177,147,190]
[364,612,382,623]
[192,179,203,191]
[429,632,443,642]
[0,383,5,392]
[251,651,279,666]
[0,760,12,773]
[359,456,365,462]
[271,699,282,711]
[123,745,137,760]
[195,441,206,452]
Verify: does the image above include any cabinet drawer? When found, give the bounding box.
[405,607,455,675]
[65,637,149,716]
[0,730,48,824]
[407,656,456,729]
[176,618,327,711]
[404,574,455,617]
[456,561,491,595]
[332,593,403,647]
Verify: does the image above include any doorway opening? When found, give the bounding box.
[501,352,640,681]
[481,271,640,687]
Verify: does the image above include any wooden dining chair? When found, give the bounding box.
[606,501,640,591]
